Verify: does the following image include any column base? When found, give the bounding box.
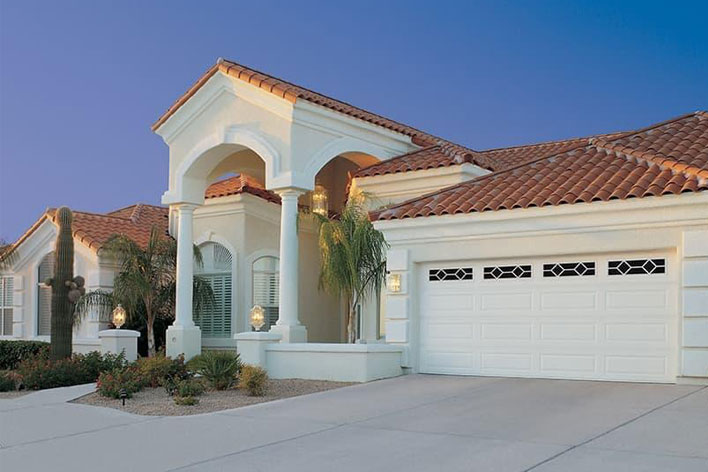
[98,329,140,362]
[166,324,201,361]
[269,324,307,343]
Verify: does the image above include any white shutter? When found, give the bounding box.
[37,253,54,336]
[194,242,233,338]
[1,277,13,336]
[253,256,279,330]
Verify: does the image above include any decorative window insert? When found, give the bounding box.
[0,277,13,336]
[194,243,233,338]
[37,253,53,336]
[483,265,532,280]
[429,267,473,282]
[608,258,666,276]
[252,256,279,331]
[543,262,596,277]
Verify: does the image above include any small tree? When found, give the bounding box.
[317,192,388,343]
[78,227,213,357]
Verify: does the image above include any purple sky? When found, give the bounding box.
[1,1,706,241]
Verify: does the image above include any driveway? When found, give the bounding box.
[1,375,706,471]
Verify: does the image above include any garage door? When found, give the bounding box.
[419,252,678,382]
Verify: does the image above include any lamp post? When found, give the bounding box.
[112,304,127,329]
[311,183,329,217]
[250,305,265,331]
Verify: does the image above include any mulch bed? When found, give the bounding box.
[72,378,353,416]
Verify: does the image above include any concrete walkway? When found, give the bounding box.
[1,375,706,471]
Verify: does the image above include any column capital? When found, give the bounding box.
[272,187,307,199]
[172,203,199,212]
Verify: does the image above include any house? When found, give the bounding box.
[3,58,706,384]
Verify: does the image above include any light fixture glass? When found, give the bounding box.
[311,183,329,217]
[112,304,127,329]
[387,273,401,293]
[250,304,265,331]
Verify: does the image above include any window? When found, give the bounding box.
[608,258,666,276]
[543,262,596,277]
[484,265,532,280]
[429,268,473,281]
[253,256,279,331]
[37,253,53,336]
[0,277,13,336]
[194,243,232,338]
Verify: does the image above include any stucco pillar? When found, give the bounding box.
[166,203,201,360]
[270,188,307,343]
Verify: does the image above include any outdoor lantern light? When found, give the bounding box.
[112,304,127,329]
[387,273,401,293]
[250,304,265,331]
[311,182,329,217]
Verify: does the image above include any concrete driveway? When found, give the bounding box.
[1,375,706,472]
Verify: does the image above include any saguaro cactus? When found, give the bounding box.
[45,207,85,360]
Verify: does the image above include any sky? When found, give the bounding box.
[1,0,706,241]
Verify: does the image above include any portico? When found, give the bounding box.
[153,59,418,358]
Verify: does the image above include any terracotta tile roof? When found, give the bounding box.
[11,204,169,254]
[152,59,441,147]
[374,112,708,221]
[204,174,281,204]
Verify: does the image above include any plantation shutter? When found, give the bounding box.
[37,253,54,336]
[194,243,233,338]
[253,257,279,330]
[0,277,13,336]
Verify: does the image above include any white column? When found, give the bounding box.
[166,203,202,360]
[270,188,308,343]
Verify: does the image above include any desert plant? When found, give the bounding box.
[188,350,242,390]
[238,364,268,396]
[316,191,388,342]
[176,378,205,397]
[96,366,146,399]
[136,352,188,388]
[44,207,86,360]
[76,227,213,356]
[0,340,49,370]
[173,395,199,406]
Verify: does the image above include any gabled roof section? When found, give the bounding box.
[11,204,169,254]
[204,174,281,204]
[152,59,441,147]
[374,111,708,221]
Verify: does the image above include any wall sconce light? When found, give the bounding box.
[112,304,127,329]
[311,182,329,217]
[250,304,265,331]
[387,273,401,293]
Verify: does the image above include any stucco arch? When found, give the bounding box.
[168,126,282,205]
[304,137,394,183]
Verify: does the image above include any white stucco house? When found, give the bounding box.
[2,58,706,384]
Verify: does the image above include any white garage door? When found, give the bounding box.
[419,252,678,382]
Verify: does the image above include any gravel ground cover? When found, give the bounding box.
[73,378,354,416]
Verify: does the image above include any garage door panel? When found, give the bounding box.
[419,252,677,383]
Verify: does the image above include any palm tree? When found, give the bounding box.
[316,191,388,343]
[77,227,213,357]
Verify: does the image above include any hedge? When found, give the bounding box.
[0,340,49,370]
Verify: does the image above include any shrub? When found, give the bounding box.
[96,366,146,399]
[0,371,16,392]
[176,378,205,397]
[137,353,188,388]
[74,351,127,380]
[189,351,242,390]
[238,365,268,397]
[173,395,199,406]
[0,340,49,370]
[17,357,92,390]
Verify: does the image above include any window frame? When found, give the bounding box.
[0,276,13,336]
[251,255,280,331]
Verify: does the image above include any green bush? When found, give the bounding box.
[176,378,205,397]
[16,351,129,391]
[189,351,242,390]
[137,353,188,388]
[96,366,146,399]
[173,395,199,406]
[0,371,16,392]
[0,340,49,370]
[238,365,268,397]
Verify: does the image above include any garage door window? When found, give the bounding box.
[543,262,595,277]
[483,265,531,280]
[608,258,665,276]
[429,267,473,281]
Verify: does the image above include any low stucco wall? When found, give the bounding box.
[265,343,403,382]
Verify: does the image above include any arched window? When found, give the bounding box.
[252,256,279,330]
[37,252,53,336]
[194,242,233,338]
